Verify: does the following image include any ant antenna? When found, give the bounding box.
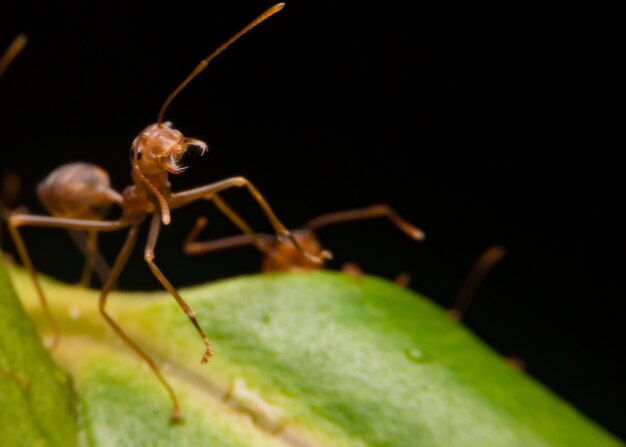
[157,3,285,124]
[0,34,27,78]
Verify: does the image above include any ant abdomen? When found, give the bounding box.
[37,162,122,220]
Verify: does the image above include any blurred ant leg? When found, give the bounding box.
[304,204,425,241]
[170,177,330,263]
[341,262,364,279]
[505,356,526,371]
[79,230,97,287]
[1,171,21,210]
[0,34,27,77]
[184,228,254,255]
[184,217,274,255]
[448,245,507,321]
[0,171,24,243]
[97,223,181,421]
[66,229,112,287]
[8,214,130,349]
[210,194,272,255]
[0,368,32,391]
[185,194,291,266]
[144,213,213,364]
[393,272,412,287]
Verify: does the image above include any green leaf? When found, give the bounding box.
[0,258,80,447]
[4,260,624,447]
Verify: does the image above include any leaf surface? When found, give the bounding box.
[0,258,79,447]
[4,262,624,447]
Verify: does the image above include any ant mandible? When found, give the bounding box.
[7,3,326,421]
[183,201,424,274]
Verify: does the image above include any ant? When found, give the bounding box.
[6,3,326,421]
[183,202,424,275]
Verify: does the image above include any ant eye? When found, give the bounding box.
[130,148,143,160]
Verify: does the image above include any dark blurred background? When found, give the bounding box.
[1,0,623,440]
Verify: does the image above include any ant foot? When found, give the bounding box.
[201,345,213,364]
[169,407,182,424]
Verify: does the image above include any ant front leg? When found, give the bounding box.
[145,212,213,364]
[171,177,331,264]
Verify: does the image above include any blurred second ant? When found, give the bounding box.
[183,202,425,279]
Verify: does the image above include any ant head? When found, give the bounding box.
[131,122,207,176]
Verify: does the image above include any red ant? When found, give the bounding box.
[6,3,326,421]
[183,202,424,275]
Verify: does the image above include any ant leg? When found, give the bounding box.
[0,34,27,78]
[341,262,365,279]
[66,229,112,287]
[0,369,32,391]
[9,220,61,349]
[184,219,272,255]
[98,224,181,422]
[76,230,97,287]
[145,213,213,364]
[303,204,425,241]
[393,272,412,287]
[8,214,130,349]
[210,194,273,255]
[449,245,507,321]
[0,171,25,245]
[170,177,331,264]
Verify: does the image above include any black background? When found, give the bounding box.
[1,0,624,440]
